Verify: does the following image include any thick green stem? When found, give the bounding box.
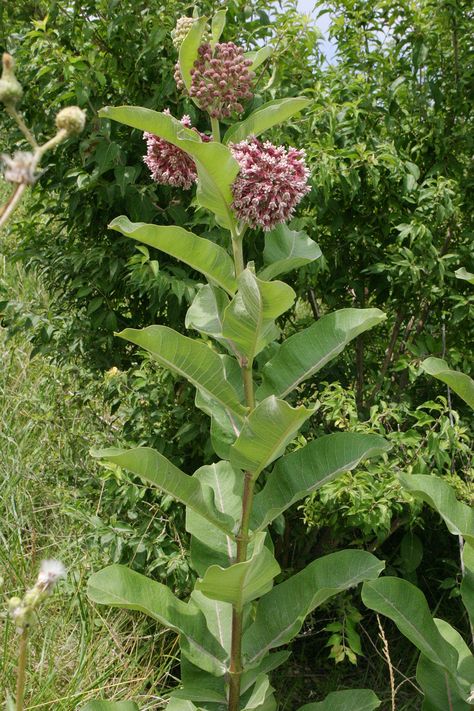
[228,227,255,711]
[15,628,28,711]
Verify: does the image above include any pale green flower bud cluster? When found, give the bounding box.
[7,560,66,632]
[0,53,23,107]
[171,16,209,49]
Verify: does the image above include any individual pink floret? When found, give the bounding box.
[230,137,311,231]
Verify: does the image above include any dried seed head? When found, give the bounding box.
[230,137,311,231]
[36,559,66,592]
[1,151,36,184]
[55,106,86,135]
[0,53,23,107]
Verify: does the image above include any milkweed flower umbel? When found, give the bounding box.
[230,137,311,231]
[143,111,210,189]
[178,42,254,119]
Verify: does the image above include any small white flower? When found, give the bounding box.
[36,559,66,591]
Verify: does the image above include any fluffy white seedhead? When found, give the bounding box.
[37,559,66,591]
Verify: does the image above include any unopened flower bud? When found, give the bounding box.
[0,53,23,107]
[55,106,86,136]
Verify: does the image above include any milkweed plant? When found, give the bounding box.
[84,12,389,710]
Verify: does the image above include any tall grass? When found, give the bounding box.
[0,245,177,708]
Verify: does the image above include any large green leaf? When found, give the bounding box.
[229,396,315,478]
[87,565,227,675]
[421,357,474,409]
[245,45,272,71]
[210,9,226,46]
[223,97,310,144]
[222,268,295,361]
[362,578,459,676]
[417,619,474,710]
[118,326,246,419]
[259,224,322,281]
[91,447,233,536]
[398,474,474,544]
[455,267,474,285]
[243,550,384,666]
[80,704,139,711]
[98,106,239,227]
[243,674,276,711]
[186,285,230,339]
[251,433,390,531]
[178,16,208,92]
[109,216,236,295]
[257,309,386,399]
[196,532,280,606]
[186,461,242,575]
[461,542,474,629]
[298,689,381,711]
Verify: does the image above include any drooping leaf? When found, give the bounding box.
[421,357,474,409]
[211,9,226,46]
[259,224,322,280]
[91,447,233,535]
[222,268,295,361]
[251,433,390,530]
[98,107,239,227]
[245,45,272,71]
[298,689,381,711]
[417,619,474,710]
[455,267,474,285]
[243,674,277,710]
[223,97,310,145]
[80,703,139,711]
[186,461,242,575]
[87,565,227,675]
[196,532,280,606]
[362,578,459,676]
[179,16,208,92]
[257,309,386,399]
[190,590,233,658]
[241,652,290,695]
[398,474,474,544]
[243,550,384,666]
[230,396,316,478]
[167,700,200,711]
[109,217,236,295]
[117,326,246,419]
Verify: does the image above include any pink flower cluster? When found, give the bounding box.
[230,138,311,231]
[143,111,210,189]
[175,43,254,119]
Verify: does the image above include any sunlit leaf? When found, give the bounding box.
[244,550,384,666]
[251,433,390,530]
[109,216,236,295]
[298,689,381,711]
[259,224,322,280]
[257,309,386,399]
[421,357,474,409]
[223,97,310,144]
